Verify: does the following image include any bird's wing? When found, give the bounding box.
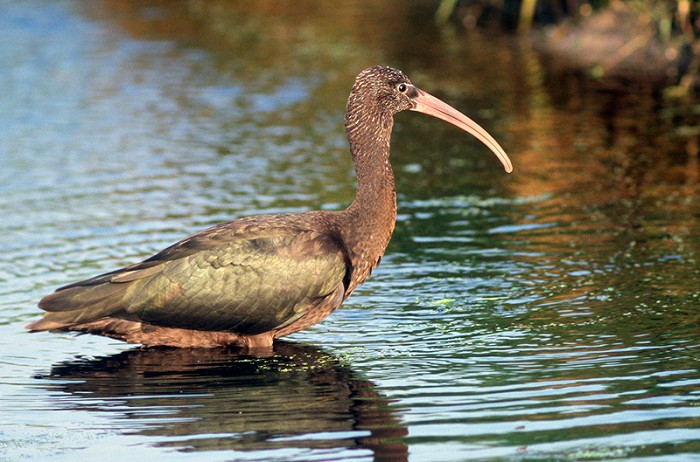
[33,225,348,334]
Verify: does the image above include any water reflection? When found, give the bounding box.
[3,1,700,460]
[38,343,408,461]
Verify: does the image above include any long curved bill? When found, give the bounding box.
[409,87,513,173]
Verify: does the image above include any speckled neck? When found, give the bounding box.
[338,84,398,289]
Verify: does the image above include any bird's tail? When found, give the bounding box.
[27,282,127,331]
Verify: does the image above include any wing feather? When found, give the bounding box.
[31,223,348,335]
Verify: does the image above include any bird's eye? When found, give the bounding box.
[397,83,407,93]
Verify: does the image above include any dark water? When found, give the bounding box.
[1,1,699,461]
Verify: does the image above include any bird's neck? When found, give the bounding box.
[347,140,397,231]
[340,109,397,282]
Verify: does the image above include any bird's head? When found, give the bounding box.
[347,66,512,173]
[348,66,415,118]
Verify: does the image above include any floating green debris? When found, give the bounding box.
[427,298,456,307]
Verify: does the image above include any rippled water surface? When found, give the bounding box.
[1,1,699,461]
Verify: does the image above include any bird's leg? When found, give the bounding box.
[239,332,276,352]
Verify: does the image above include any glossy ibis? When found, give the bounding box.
[28,66,512,349]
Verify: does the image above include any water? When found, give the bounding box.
[1,1,699,461]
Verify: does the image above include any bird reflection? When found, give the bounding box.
[38,342,407,461]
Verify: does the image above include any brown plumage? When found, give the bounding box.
[28,66,512,349]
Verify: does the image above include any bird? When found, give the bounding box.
[28,66,512,349]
